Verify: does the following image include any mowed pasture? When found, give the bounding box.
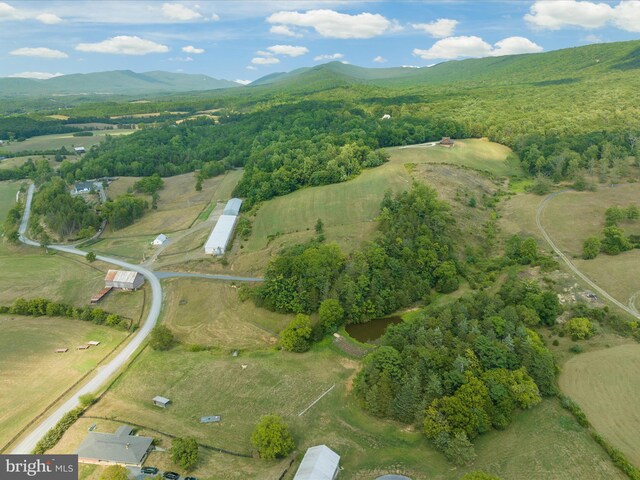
[0,315,127,450]
[0,129,134,153]
[559,343,640,467]
[0,180,20,230]
[162,277,292,348]
[385,138,519,177]
[55,344,628,480]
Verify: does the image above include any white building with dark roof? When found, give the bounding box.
[294,445,340,480]
[77,425,153,467]
[152,234,167,246]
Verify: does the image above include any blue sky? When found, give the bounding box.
[1,1,639,83]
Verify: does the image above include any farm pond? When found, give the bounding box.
[345,316,402,343]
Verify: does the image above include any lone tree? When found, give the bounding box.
[319,299,344,334]
[85,251,96,262]
[250,415,295,460]
[100,465,129,480]
[279,314,312,352]
[149,325,175,350]
[171,437,199,471]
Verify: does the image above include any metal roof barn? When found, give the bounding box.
[153,396,171,408]
[223,198,243,216]
[77,424,153,466]
[293,445,340,480]
[204,214,238,255]
[152,233,167,245]
[104,270,144,290]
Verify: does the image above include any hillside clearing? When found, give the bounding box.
[0,130,134,153]
[559,343,640,467]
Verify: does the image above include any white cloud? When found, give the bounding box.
[0,2,20,19]
[182,45,205,54]
[211,12,219,21]
[162,3,202,21]
[8,71,63,79]
[246,65,257,70]
[402,65,421,68]
[76,36,169,55]
[373,55,387,63]
[10,47,68,58]
[613,1,640,32]
[411,19,458,38]
[492,37,544,56]
[267,44,308,57]
[270,24,302,37]
[314,53,344,61]
[525,1,640,32]
[413,36,543,60]
[583,33,604,42]
[36,13,62,24]
[235,79,251,85]
[169,56,193,62]
[268,9,393,39]
[251,56,280,65]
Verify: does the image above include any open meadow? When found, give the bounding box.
[54,342,627,480]
[89,170,242,262]
[0,315,127,450]
[0,180,20,231]
[161,277,293,348]
[559,343,640,467]
[0,129,134,153]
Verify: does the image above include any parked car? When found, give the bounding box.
[185,477,197,480]
[163,472,180,480]
[141,467,159,475]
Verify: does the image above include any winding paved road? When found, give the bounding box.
[11,185,163,454]
[536,191,640,321]
[11,184,262,454]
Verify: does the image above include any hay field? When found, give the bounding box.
[162,277,292,348]
[559,343,640,466]
[0,315,127,450]
[54,344,627,480]
[0,130,133,153]
[541,184,640,255]
[0,180,20,231]
[386,139,519,177]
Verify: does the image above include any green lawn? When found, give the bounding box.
[0,181,20,231]
[0,315,127,450]
[386,138,520,177]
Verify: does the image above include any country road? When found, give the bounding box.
[11,184,163,454]
[536,191,640,321]
[11,183,261,454]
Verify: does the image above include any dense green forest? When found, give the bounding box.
[354,276,560,464]
[255,184,458,323]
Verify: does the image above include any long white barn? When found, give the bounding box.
[204,198,242,255]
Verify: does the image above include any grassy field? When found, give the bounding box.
[0,315,127,450]
[385,139,519,177]
[559,343,640,467]
[53,343,627,480]
[0,181,20,233]
[0,130,134,153]
[91,171,242,262]
[162,278,293,348]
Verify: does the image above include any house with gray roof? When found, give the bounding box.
[294,445,340,480]
[77,425,153,466]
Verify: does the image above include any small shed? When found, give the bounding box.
[105,270,144,290]
[74,146,86,154]
[153,396,171,408]
[77,345,90,350]
[439,137,455,147]
[381,114,391,120]
[200,415,221,423]
[293,445,340,480]
[152,234,167,246]
[88,341,101,346]
[55,348,68,353]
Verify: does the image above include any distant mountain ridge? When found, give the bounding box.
[249,40,640,89]
[0,70,239,97]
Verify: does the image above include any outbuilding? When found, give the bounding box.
[223,197,243,216]
[73,182,94,195]
[77,425,153,467]
[439,137,455,147]
[74,146,86,154]
[152,234,167,246]
[153,396,171,408]
[104,270,144,290]
[293,445,340,480]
